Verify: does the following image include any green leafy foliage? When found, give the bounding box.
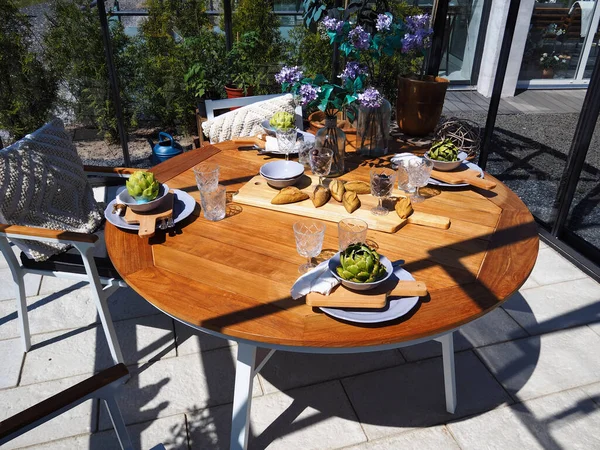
[232,0,285,66]
[44,0,134,142]
[0,0,57,142]
[130,0,210,134]
[183,30,228,100]
[286,25,333,78]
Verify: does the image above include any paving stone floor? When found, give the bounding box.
[1,239,600,449]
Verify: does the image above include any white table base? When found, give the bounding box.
[229,331,457,450]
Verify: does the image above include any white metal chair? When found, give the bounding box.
[199,94,303,145]
[0,166,135,365]
[0,363,165,450]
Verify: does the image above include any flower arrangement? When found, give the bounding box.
[275,11,433,121]
[539,52,570,70]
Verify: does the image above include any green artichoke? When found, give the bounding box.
[269,111,295,130]
[126,171,160,203]
[428,139,459,162]
[336,243,387,283]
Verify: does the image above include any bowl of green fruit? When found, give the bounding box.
[425,139,468,171]
[117,170,169,212]
[329,243,393,291]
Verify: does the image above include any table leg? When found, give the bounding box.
[230,342,257,450]
[437,332,457,414]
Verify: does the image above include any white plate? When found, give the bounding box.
[104,189,196,231]
[428,161,484,187]
[320,268,420,324]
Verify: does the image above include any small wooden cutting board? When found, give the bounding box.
[430,167,496,190]
[306,280,428,308]
[124,193,174,238]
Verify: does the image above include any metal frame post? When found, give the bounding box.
[478,0,522,170]
[224,0,233,51]
[426,0,450,76]
[551,49,600,236]
[97,0,131,166]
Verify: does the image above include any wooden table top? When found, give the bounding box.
[105,142,539,350]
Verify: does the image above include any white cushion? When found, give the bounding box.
[202,94,296,143]
[0,119,103,261]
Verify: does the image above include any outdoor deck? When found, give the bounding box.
[443,89,588,115]
[1,239,600,449]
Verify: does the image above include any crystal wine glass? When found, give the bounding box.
[309,147,334,186]
[407,158,434,203]
[276,128,297,161]
[293,221,326,273]
[369,167,397,216]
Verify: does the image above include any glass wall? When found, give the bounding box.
[519,0,600,83]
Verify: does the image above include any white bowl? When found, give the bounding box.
[261,119,277,136]
[260,161,304,180]
[261,174,303,189]
[424,151,468,171]
[116,183,169,212]
[328,251,394,291]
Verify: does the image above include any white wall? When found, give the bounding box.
[477,0,536,97]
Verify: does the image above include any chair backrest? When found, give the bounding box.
[204,94,304,129]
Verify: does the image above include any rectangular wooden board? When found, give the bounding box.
[233,175,449,233]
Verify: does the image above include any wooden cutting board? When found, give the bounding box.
[306,280,428,308]
[233,175,450,233]
[124,193,174,238]
[430,167,496,190]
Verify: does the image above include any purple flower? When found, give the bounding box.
[275,66,303,85]
[402,14,433,52]
[348,25,370,51]
[402,14,432,52]
[298,84,321,105]
[322,17,344,33]
[375,14,392,32]
[339,61,367,82]
[358,87,383,108]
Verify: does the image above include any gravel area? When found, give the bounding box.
[445,112,600,249]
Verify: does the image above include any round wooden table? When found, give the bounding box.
[105,142,538,450]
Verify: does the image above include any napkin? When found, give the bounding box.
[291,260,340,300]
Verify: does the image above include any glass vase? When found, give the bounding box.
[315,115,346,177]
[357,98,391,157]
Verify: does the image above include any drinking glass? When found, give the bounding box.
[407,158,434,203]
[369,167,396,216]
[338,218,368,251]
[199,184,226,221]
[193,163,219,192]
[296,139,314,168]
[396,159,415,194]
[293,221,326,273]
[276,128,297,161]
[309,147,334,186]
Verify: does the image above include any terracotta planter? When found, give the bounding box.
[224,85,254,110]
[542,68,554,79]
[396,76,449,137]
[308,111,356,135]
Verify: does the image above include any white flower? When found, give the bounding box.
[562,59,567,63]
[554,56,559,60]
[543,53,548,57]
[540,57,544,61]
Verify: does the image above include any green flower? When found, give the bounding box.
[126,171,160,202]
[336,243,387,283]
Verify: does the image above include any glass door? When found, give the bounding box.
[518,0,600,86]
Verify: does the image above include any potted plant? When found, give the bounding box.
[395,13,447,137]
[539,52,570,79]
[183,29,228,116]
[225,32,270,100]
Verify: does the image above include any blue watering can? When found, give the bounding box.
[148,132,183,164]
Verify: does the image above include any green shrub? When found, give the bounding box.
[43,0,134,142]
[184,29,228,100]
[232,0,285,67]
[287,25,333,78]
[0,0,57,143]
[130,0,211,134]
